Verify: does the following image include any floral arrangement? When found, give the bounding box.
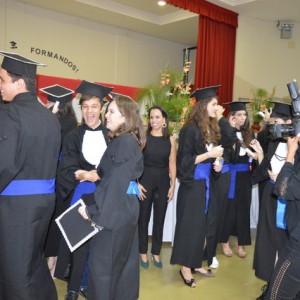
[137,61,194,132]
[249,87,276,123]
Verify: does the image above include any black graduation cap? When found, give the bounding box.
[75,80,113,99]
[224,101,249,112]
[189,85,221,101]
[40,84,74,104]
[0,51,46,79]
[270,101,292,119]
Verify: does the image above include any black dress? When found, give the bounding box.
[87,133,143,300]
[253,140,288,281]
[170,123,218,268]
[138,134,171,255]
[0,93,61,300]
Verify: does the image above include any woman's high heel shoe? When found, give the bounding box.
[140,259,149,268]
[151,255,163,268]
[179,270,196,288]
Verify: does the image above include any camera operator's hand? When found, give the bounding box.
[286,136,300,163]
[263,108,272,124]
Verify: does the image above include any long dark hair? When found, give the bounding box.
[147,105,170,138]
[186,97,220,145]
[228,110,253,147]
[108,96,146,149]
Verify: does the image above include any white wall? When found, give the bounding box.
[0,0,189,88]
[234,15,300,100]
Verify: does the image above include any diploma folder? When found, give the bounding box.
[55,199,100,252]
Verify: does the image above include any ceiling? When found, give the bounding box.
[15,0,300,46]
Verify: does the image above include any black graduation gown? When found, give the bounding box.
[209,117,236,259]
[219,129,253,245]
[253,140,288,281]
[0,92,61,300]
[54,123,108,279]
[87,133,143,300]
[44,115,78,257]
[170,123,218,268]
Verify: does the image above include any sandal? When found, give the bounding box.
[179,269,196,288]
[237,247,247,258]
[192,268,215,278]
[222,243,233,257]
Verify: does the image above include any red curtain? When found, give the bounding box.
[166,0,238,105]
[166,0,238,28]
[195,16,237,104]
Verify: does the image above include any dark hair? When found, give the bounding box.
[147,105,170,138]
[108,96,146,149]
[56,101,76,119]
[186,96,220,145]
[228,110,253,147]
[8,71,36,93]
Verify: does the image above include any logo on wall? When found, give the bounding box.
[30,47,79,73]
[10,41,18,49]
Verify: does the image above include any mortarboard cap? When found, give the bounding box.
[189,85,221,101]
[105,92,133,102]
[75,80,113,100]
[40,84,74,104]
[270,101,292,119]
[225,101,249,112]
[0,51,46,79]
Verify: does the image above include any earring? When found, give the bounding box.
[162,123,167,128]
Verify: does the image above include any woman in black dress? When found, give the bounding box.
[170,86,224,288]
[79,95,146,300]
[138,106,176,268]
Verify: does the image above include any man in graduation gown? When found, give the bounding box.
[0,51,61,300]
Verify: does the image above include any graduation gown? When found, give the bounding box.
[45,115,78,257]
[0,92,61,300]
[170,123,218,268]
[55,122,108,279]
[219,129,253,245]
[253,140,288,281]
[87,133,143,300]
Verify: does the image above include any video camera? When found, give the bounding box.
[269,79,300,139]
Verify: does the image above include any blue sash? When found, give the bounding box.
[269,180,287,229]
[228,163,250,199]
[221,164,230,174]
[194,163,211,214]
[0,179,55,196]
[70,181,96,206]
[127,181,140,197]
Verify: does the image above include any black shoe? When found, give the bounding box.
[256,284,268,300]
[64,291,79,300]
[79,288,88,299]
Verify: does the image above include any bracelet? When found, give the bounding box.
[85,207,104,231]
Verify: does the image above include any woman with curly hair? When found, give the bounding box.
[219,102,256,259]
[170,85,224,288]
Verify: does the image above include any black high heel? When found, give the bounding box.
[179,270,196,288]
